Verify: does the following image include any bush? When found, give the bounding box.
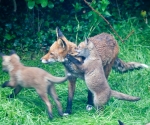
[0,0,149,53]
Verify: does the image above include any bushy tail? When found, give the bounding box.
[111,90,140,101]
[113,57,149,73]
[47,70,70,84]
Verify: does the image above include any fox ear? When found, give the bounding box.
[9,50,16,55]
[56,27,64,38]
[84,38,89,45]
[58,39,67,49]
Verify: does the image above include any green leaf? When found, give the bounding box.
[66,25,72,32]
[60,0,64,2]
[4,34,13,40]
[88,11,93,17]
[48,1,54,8]
[28,1,35,9]
[41,0,48,8]
[100,0,110,11]
[35,0,41,4]
[44,21,50,27]
[104,11,111,17]
[73,3,83,12]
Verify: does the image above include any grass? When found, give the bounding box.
[0,18,150,125]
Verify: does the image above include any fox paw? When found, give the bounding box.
[67,73,72,77]
[86,104,93,111]
[63,113,69,116]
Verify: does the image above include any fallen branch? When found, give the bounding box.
[123,30,134,41]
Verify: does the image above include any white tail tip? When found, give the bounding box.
[141,64,149,68]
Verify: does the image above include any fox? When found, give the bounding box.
[41,27,148,114]
[66,38,140,110]
[0,51,69,119]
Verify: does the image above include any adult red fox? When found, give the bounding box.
[66,38,140,110]
[1,51,69,119]
[41,27,148,114]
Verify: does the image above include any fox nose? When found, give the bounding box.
[75,49,80,53]
[40,58,48,63]
[40,58,44,61]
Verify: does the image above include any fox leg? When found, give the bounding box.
[1,81,10,88]
[1,77,17,88]
[1,81,22,98]
[93,94,101,111]
[1,81,15,88]
[8,85,23,98]
[64,76,77,115]
[47,85,63,116]
[103,58,116,79]
[37,89,53,120]
[86,90,93,111]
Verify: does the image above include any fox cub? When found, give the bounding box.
[1,51,69,119]
[66,39,140,109]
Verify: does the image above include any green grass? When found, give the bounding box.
[0,19,150,125]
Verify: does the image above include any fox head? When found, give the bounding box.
[76,38,94,58]
[1,51,20,72]
[41,27,77,63]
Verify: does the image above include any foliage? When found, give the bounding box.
[0,0,150,53]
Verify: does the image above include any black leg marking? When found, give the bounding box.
[1,81,9,88]
[65,97,73,114]
[64,77,77,115]
[48,111,53,120]
[8,86,23,98]
[87,90,93,106]
[86,90,94,111]
[118,120,124,125]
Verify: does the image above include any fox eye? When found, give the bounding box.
[73,46,77,49]
[74,47,78,50]
[50,52,54,55]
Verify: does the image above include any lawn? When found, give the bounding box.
[0,20,150,125]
